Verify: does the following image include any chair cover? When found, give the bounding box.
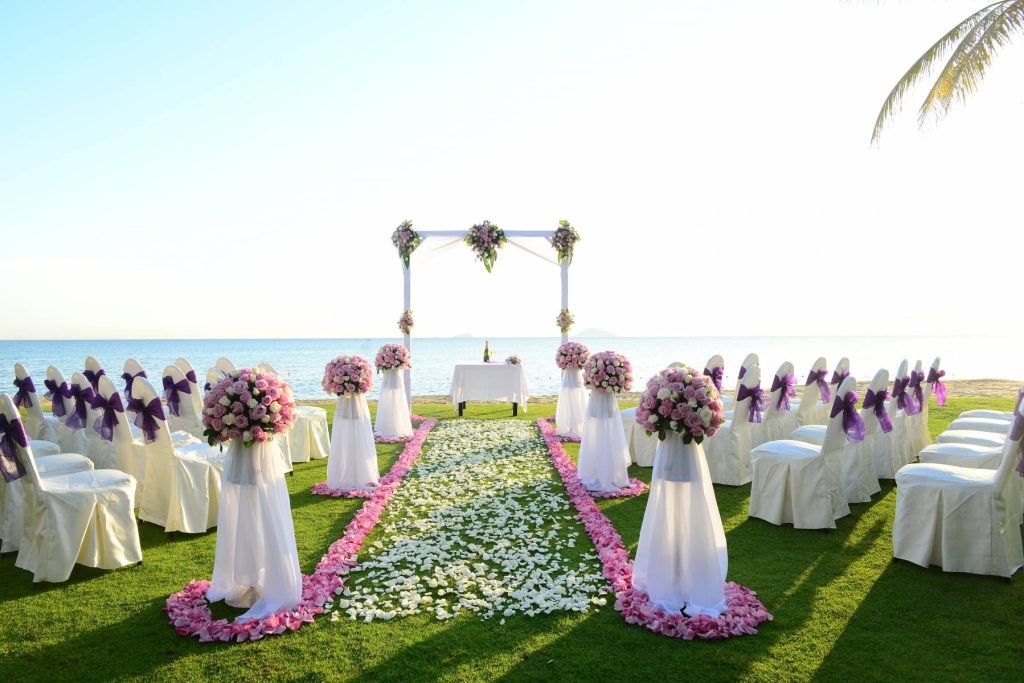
[918,442,1003,470]
[908,357,942,457]
[756,362,797,446]
[216,357,238,375]
[174,358,205,417]
[120,358,148,404]
[793,357,828,429]
[13,364,59,443]
[93,376,149,493]
[285,406,330,464]
[622,408,656,466]
[809,357,850,425]
[555,368,587,439]
[163,365,205,439]
[706,366,762,486]
[69,372,115,469]
[375,369,414,439]
[207,438,302,620]
[879,360,912,472]
[632,435,727,617]
[577,390,631,492]
[936,429,1007,448]
[1,451,93,554]
[326,393,379,492]
[46,366,84,454]
[946,417,1012,434]
[83,356,105,390]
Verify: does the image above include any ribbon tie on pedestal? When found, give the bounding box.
[703,366,724,393]
[127,397,165,444]
[92,393,125,442]
[831,391,865,442]
[737,384,767,423]
[0,414,28,482]
[805,368,831,403]
[44,379,71,418]
[66,385,96,429]
[121,370,147,400]
[162,375,192,417]
[862,388,893,433]
[926,368,947,406]
[12,376,36,408]
[771,373,796,411]
[83,368,105,390]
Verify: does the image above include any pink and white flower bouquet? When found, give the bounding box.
[635,365,726,444]
[556,308,574,334]
[464,220,507,272]
[584,351,633,394]
[322,355,374,396]
[505,355,521,365]
[202,368,297,448]
[391,220,421,268]
[551,220,580,264]
[556,341,589,370]
[398,310,414,335]
[375,343,411,372]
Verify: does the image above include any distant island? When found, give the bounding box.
[454,333,474,338]
[577,328,618,337]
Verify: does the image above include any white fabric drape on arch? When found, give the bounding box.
[577,390,631,492]
[207,438,302,620]
[633,435,728,617]
[375,369,414,438]
[326,394,379,492]
[555,368,587,438]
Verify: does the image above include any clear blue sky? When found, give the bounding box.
[2,1,1022,339]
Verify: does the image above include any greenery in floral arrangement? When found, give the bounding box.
[391,220,421,269]
[556,308,574,333]
[464,220,507,272]
[551,220,580,264]
[398,310,414,335]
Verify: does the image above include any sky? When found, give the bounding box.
[2,0,1022,340]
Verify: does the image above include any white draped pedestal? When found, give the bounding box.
[578,390,631,492]
[450,362,530,416]
[633,435,728,617]
[207,439,302,620]
[326,394,379,492]
[375,369,414,438]
[555,368,587,439]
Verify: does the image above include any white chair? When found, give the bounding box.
[723,353,758,415]
[175,358,205,417]
[893,412,1023,578]
[807,357,850,425]
[83,355,106,390]
[945,416,1013,434]
[121,357,148,403]
[134,377,225,534]
[205,367,224,391]
[880,360,913,472]
[703,354,725,396]
[215,357,237,375]
[13,364,59,442]
[163,365,204,439]
[1,394,142,583]
[957,387,1023,421]
[908,357,942,456]
[257,363,327,465]
[919,387,1021,472]
[706,365,763,486]
[747,377,859,529]
[792,357,828,428]
[65,371,114,468]
[755,362,797,446]
[45,366,84,454]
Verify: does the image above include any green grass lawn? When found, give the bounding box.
[1,398,1021,682]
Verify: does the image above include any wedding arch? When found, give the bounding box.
[391,220,581,405]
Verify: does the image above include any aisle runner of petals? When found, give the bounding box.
[165,416,436,642]
[537,418,773,639]
[331,420,608,623]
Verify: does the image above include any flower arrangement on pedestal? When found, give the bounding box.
[556,341,589,370]
[465,220,506,272]
[635,365,726,444]
[556,308,574,334]
[391,220,421,269]
[375,344,411,372]
[322,356,374,396]
[584,351,633,394]
[551,220,580,264]
[398,310,414,336]
[202,368,297,448]
[505,355,521,365]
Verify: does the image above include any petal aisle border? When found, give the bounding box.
[316,416,428,497]
[165,415,437,642]
[546,415,580,443]
[536,418,773,639]
[544,416,646,499]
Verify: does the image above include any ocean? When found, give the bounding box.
[1,336,1021,401]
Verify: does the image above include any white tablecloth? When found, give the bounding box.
[450,362,530,411]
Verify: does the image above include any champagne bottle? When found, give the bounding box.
[484,340,490,363]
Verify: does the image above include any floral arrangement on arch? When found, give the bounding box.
[391,220,421,269]
[375,343,411,372]
[555,341,589,370]
[551,220,580,264]
[556,308,574,334]
[584,351,633,394]
[505,355,521,365]
[202,368,297,448]
[464,220,506,272]
[398,310,414,335]
[635,365,726,444]
[322,355,374,396]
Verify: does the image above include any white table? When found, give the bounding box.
[450,362,530,416]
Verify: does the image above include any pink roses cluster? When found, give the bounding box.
[555,341,589,370]
[584,350,633,393]
[201,368,296,448]
[635,365,726,444]
[505,355,521,365]
[464,220,507,272]
[375,343,411,372]
[551,220,580,264]
[322,355,373,395]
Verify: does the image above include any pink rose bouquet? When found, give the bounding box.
[202,368,297,447]
[464,220,506,272]
[556,341,589,370]
[551,220,580,264]
[375,343,411,372]
[322,355,374,395]
[391,220,421,268]
[505,355,521,365]
[556,308,574,333]
[398,310,414,335]
[584,350,633,394]
[635,364,726,444]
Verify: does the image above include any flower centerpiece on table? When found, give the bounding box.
[555,341,589,370]
[505,355,522,365]
[391,220,421,269]
[635,365,726,444]
[322,355,374,396]
[551,220,580,264]
[375,344,411,372]
[398,310,414,335]
[464,220,507,272]
[202,368,297,448]
[556,308,574,334]
[583,351,633,394]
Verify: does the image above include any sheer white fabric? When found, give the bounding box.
[449,362,530,410]
[207,438,302,620]
[578,390,631,492]
[375,369,414,439]
[706,366,761,486]
[555,369,587,439]
[327,394,379,492]
[633,436,727,617]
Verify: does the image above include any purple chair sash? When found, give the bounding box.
[92,393,125,442]
[770,373,796,411]
[805,368,831,404]
[44,379,71,418]
[907,371,926,415]
[0,414,29,482]
[162,375,192,417]
[13,376,36,408]
[185,369,198,384]
[65,385,96,429]
[121,370,148,400]
[127,397,165,444]
[737,384,767,423]
[830,390,865,442]
[1011,415,1024,477]
[926,367,947,406]
[703,366,724,393]
[83,368,106,390]
[737,365,748,380]
[830,369,849,386]
[891,375,919,416]
[1015,387,1024,418]
[862,388,893,433]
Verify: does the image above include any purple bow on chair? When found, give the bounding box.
[121,370,147,400]
[738,365,748,380]
[926,368,947,406]
[185,369,198,384]
[771,373,796,411]
[65,385,96,429]
[737,384,767,423]
[0,414,28,482]
[862,388,893,433]
[127,397,165,444]
[891,375,919,416]
[830,391,865,442]
[44,379,71,418]
[830,369,849,386]
[907,371,926,414]
[1014,387,1024,418]
[703,366,724,393]
[92,392,125,442]
[83,368,105,390]
[13,376,36,408]
[162,375,192,417]
[805,368,831,404]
